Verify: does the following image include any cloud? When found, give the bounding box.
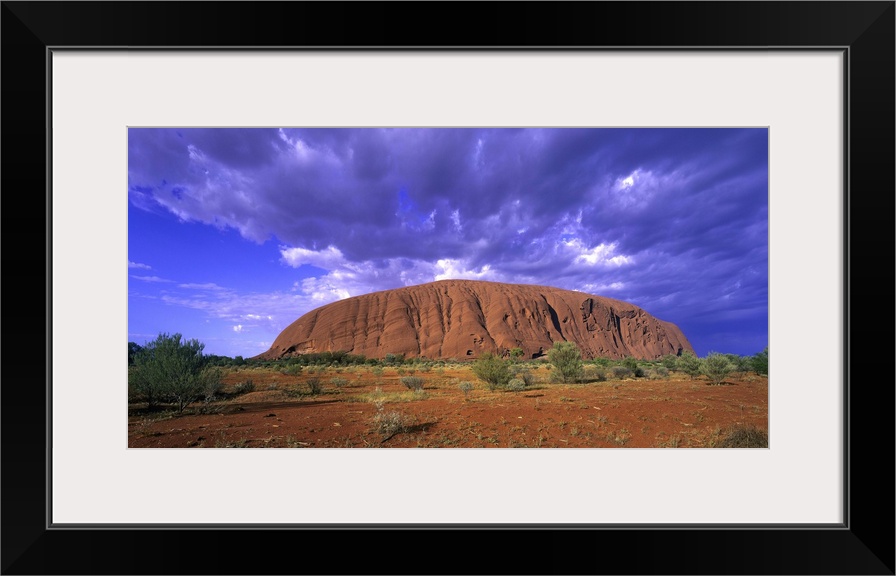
[128,261,152,270]
[232,324,243,333]
[130,275,173,283]
[179,283,228,291]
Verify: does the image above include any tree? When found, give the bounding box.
[509,347,524,362]
[128,342,143,366]
[677,351,701,379]
[471,352,512,390]
[751,346,768,375]
[548,341,583,383]
[129,332,219,411]
[701,352,735,386]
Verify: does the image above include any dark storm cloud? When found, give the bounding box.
[128,127,768,355]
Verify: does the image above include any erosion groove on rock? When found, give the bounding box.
[256,279,694,361]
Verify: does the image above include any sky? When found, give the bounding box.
[128,128,768,359]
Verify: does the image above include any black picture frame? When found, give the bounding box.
[2,2,893,574]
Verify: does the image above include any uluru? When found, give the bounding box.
[256,279,693,361]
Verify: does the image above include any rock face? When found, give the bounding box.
[256,279,693,361]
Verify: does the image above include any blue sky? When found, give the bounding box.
[128,128,768,359]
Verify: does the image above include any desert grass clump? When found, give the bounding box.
[715,424,768,448]
[281,364,303,376]
[233,379,255,395]
[330,377,349,388]
[511,367,536,387]
[647,366,670,380]
[400,376,425,391]
[306,378,322,395]
[582,365,607,382]
[459,381,474,398]
[372,407,412,441]
[506,378,526,392]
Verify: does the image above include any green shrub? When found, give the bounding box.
[751,347,769,376]
[129,332,218,412]
[330,377,349,388]
[459,381,474,398]
[548,342,584,383]
[471,352,512,390]
[701,352,735,385]
[203,368,224,399]
[677,351,702,379]
[647,366,670,380]
[306,378,322,395]
[400,376,425,391]
[506,378,526,391]
[660,354,679,370]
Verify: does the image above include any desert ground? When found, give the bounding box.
[128,362,768,448]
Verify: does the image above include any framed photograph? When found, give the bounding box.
[3,2,892,574]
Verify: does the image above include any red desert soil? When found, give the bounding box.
[256,279,694,362]
[128,365,768,448]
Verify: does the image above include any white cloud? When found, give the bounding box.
[130,275,173,283]
[615,169,641,191]
[451,209,462,232]
[433,259,499,282]
[581,281,626,293]
[128,261,151,270]
[279,245,349,270]
[179,282,228,291]
[562,239,634,267]
[233,324,243,333]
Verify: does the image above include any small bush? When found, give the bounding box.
[400,376,425,391]
[506,378,526,392]
[459,381,474,398]
[281,364,303,376]
[330,377,349,388]
[203,370,224,400]
[701,352,735,385]
[511,368,536,387]
[611,366,632,379]
[647,366,670,380]
[582,365,607,382]
[472,352,512,390]
[677,351,702,379]
[660,354,679,370]
[548,342,584,383]
[306,378,322,395]
[373,410,411,437]
[715,424,768,448]
[234,380,255,395]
